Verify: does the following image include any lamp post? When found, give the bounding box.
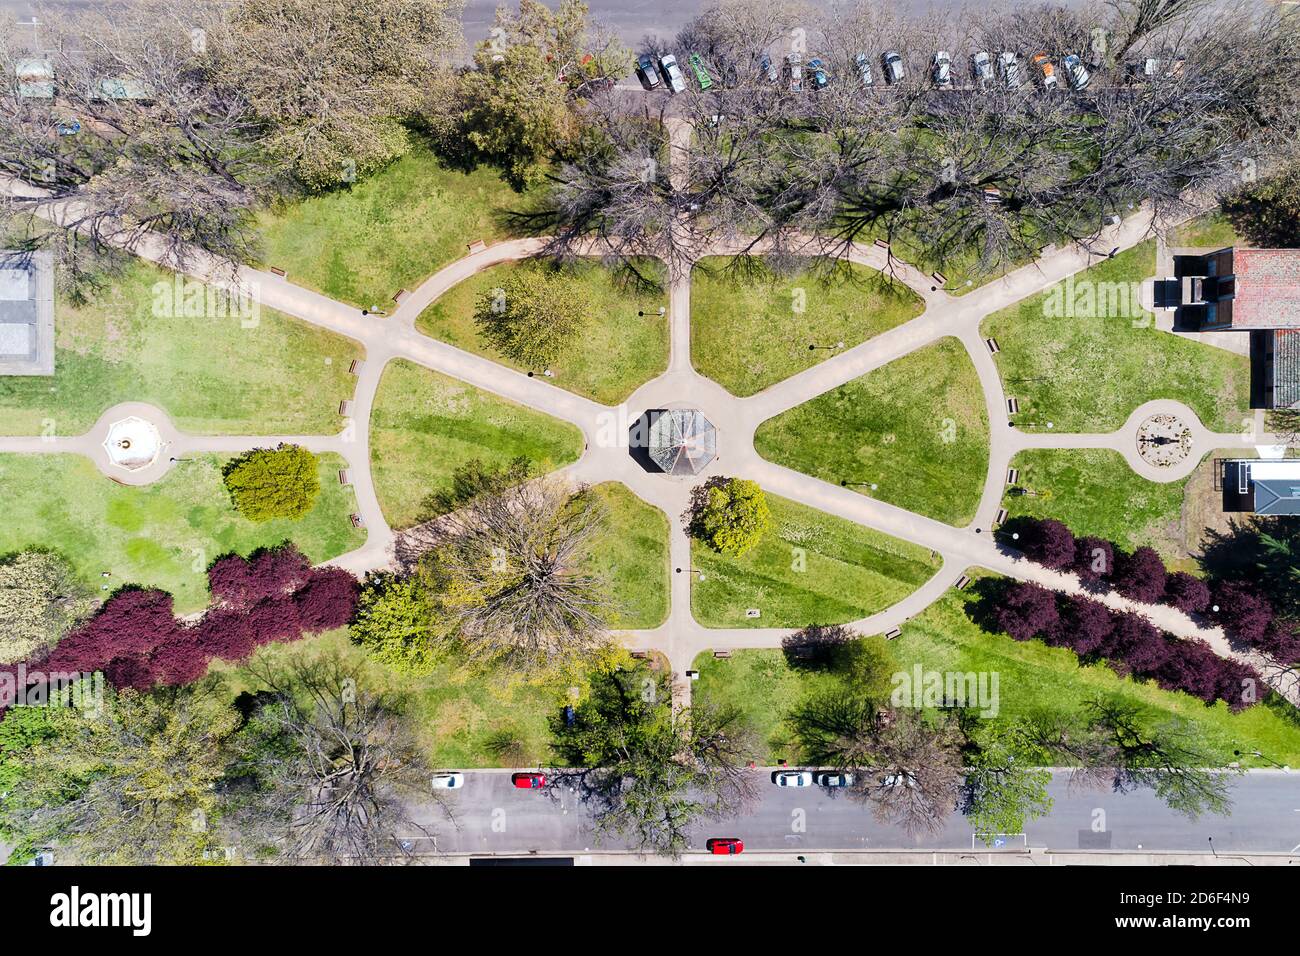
[638,306,667,317]
[809,341,846,352]
[1008,420,1054,430]
[675,567,706,581]
[840,479,878,492]
[1233,749,1288,770]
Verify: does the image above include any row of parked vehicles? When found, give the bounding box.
[636,48,1103,94]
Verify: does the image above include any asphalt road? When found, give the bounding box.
[413,769,1300,856]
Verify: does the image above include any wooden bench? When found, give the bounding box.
[713,649,732,659]
[1006,467,1019,485]
[338,469,352,486]
[349,513,365,528]
[1006,397,1019,414]
[467,239,488,254]
[392,288,411,305]
[995,507,1009,525]
[269,267,287,278]
[339,399,354,416]
[348,359,364,375]
[873,238,891,250]
[884,626,902,640]
[985,337,1000,354]
[954,574,971,591]
[931,271,947,286]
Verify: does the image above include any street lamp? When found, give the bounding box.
[809,341,846,352]
[675,567,706,581]
[1008,420,1054,430]
[638,306,667,317]
[841,479,878,491]
[1233,749,1289,770]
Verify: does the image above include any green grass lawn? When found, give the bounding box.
[0,261,361,437]
[256,145,533,308]
[982,242,1251,433]
[690,492,940,628]
[586,482,669,630]
[693,574,1300,764]
[416,258,669,404]
[0,452,363,613]
[754,337,989,526]
[369,359,585,529]
[1001,449,1191,560]
[1170,213,1242,249]
[690,256,925,396]
[217,628,565,769]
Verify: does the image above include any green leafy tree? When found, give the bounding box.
[474,266,592,369]
[349,572,443,676]
[549,667,758,856]
[432,0,630,187]
[1223,166,1300,248]
[222,444,321,522]
[962,733,1054,846]
[691,477,772,557]
[0,550,96,664]
[0,684,240,864]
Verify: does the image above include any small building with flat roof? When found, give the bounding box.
[0,251,55,376]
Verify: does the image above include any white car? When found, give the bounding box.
[932,51,953,87]
[1062,54,1091,90]
[882,772,918,789]
[971,50,993,86]
[815,771,855,788]
[882,50,905,85]
[659,54,686,94]
[998,51,1021,89]
[773,770,813,787]
[431,772,465,790]
[854,52,873,88]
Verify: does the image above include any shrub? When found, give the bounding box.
[992,582,1060,642]
[1055,595,1115,656]
[1113,547,1167,605]
[1209,579,1273,644]
[1072,536,1114,585]
[208,544,314,609]
[221,444,321,522]
[1164,572,1211,615]
[1017,518,1076,570]
[295,568,361,632]
[692,477,772,557]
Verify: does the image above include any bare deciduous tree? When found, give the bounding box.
[225,653,439,865]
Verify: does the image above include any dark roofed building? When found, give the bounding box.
[647,409,717,476]
[1222,459,1300,516]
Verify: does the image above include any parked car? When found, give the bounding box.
[636,53,660,90]
[998,51,1021,89]
[854,52,874,88]
[512,771,547,789]
[932,51,953,87]
[786,52,803,91]
[707,837,744,855]
[760,52,779,83]
[1062,53,1091,90]
[882,50,905,85]
[773,770,813,787]
[1031,52,1057,89]
[431,772,465,790]
[659,54,686,94]
[808,57,829,89]
[883,772,918,789]
[971,50,994,86]
[815,771,855,788]
[688,52,714,90]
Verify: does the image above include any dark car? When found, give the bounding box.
[636,54,660,90]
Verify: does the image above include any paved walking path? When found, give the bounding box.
[1,165,1291,705]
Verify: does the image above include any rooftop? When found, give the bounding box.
[1229,248,1300,330]
[0,250,55,376]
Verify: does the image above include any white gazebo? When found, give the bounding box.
[101,416,164,471]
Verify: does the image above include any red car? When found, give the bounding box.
[706,838,744,855]
[512,772,547,789]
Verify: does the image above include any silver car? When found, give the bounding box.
[972,50,994,86]
[815,771,855,788]
[659,54,686,94]
[786,52,803,92]
[998,51,1021,89]
[431,772,465,790]
[932,51,953,87]
[882,50,905,85]
[855,52,874,88]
